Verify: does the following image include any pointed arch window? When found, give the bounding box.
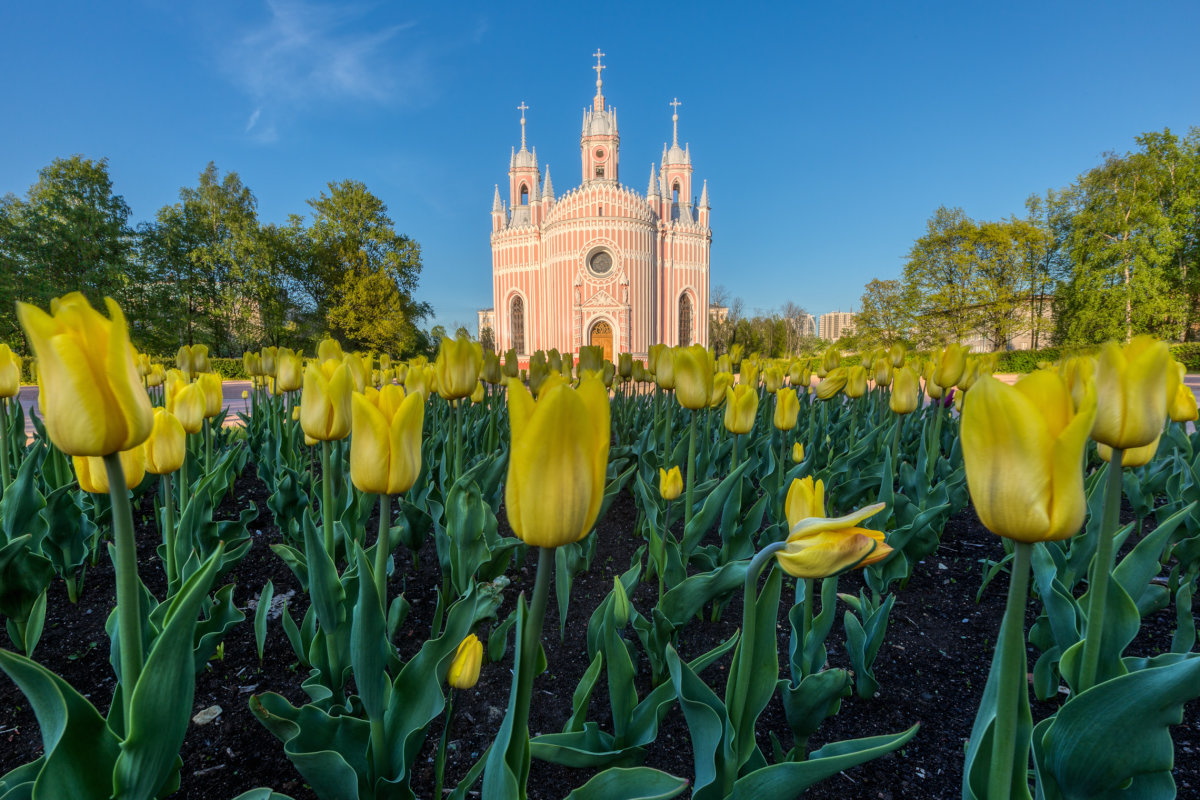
[520,184,529,205]
[678,293,693,346]
[511,295,526,355]
[672,183,680,204]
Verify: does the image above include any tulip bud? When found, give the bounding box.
[632,361,647,383]
[260,346,278,377]
[436,334,484,401]
[144,409,186,475]
[197,372,223,418]
[275,348,303,393]
[792,442,805,463]
[167,378,205,434]
[611,577,631,627]
[873,358,894,387]
[241,390,249,400]
[302,361,353,441]
[729,343,745,366]
[1167,361,1198,422]
[75,446,145,493]
[710,372,733,408]
[505,375,610,548]
[350,385,424,494]
[243,352,263,378]
[618,352,633,379]
[774,388,800,431]
[527,351,550,395]
[318,338,343,363]
[724,384,758,434]
[502,348,520,378]
[17,294,153,456]
[889,343,906,368]
[764,364,784,394]
[922,362,944,400]
[717,354,732,375]
[447,634,483,690]
[578,346,603,375]
[0,344,22,398]
[481,350,502,385]
[890,366,919,414]
[659,466,682,501]
[292,405,301,421]
[601,361,615,388]
[934,343,967,390]
[673,344,713,410]
[654,346,676,391]
[471,381,485,404]
[1091,336,1170,450]
[845,365,868,398]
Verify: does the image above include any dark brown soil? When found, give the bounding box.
[1,467,1196,800]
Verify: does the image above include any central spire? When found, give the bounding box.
[592,48,606,111]
[517,101,529,150]
[670,98,681,146]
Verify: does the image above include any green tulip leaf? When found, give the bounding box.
[249,692,369,800]
[563,767,688,800]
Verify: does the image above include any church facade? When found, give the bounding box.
[485,53,711,363]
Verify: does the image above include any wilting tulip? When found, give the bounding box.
[17,294,153,456]
[934,343,967,389]
[659,466,683,501]
[792,442,805,463]
[144,409,186,475]
[774,388,800,431]
[243,352,263,378]
[0,344,21,397]
[436,334,484,401]
[777,507,891,578]
[505,375,610,548]
[654,346,676,391]
[301,360,353,441]
[710,372,733,407]
[350,385,424,495]
[197,372,223,418]
[75,446,145,494]
[674,344,713,410]
[873,358,893,387]
[1091,336,1170,450]
[618,352,633,379]
[889,343,906,368]
[447,634,483,690]
[845,365,868,398]
[962,372,1097,542]
[1168,362,1198,422]
[317,338,343,363]
[815,367,848,401]
[724,384,758,434]
[481,350,502,385]
[890,366,919,414]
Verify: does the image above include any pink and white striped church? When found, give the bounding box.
[484,51,711,365]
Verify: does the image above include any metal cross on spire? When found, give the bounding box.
[670,97,681,145]
[592,48,606,96]
[517,101,529,149]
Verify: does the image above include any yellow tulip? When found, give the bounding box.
[890,366,919,414]
[292,405,301,422]
[1060,356,1095,412]
[710,372,734,408]
[958,359,983,392]
[577,346,603,375]
[889,343,906,368]
[144,408,186,475]
[471,380,486,405]
[502,348,520,379]
[962,372,1097,542]
[505,375,610,548]
[774,388,800,431]
[275,348,303,392]
[146,364,166,388]
[845,365,868,398]
[873,358,894,387]
[792,442,805,463]
[632,360,647,383]
[317,338,343,364]
[166,377,205,434]
[776,503,892,579]
[1098,436,1160,468]
[74,446,145,494]
[674,344,713,410]
[815,367,848,400]
[16,294,153,457]
[243,352,263,378]
[436,334,483,401]
[659,466,683,501]
[260,346,278,377]
[301,360,353,441]
[1167,362,1197,422]
[481,350,502,385]
[405,364,434,403]
[343,352,368,393]
[729,343,745,367]
[740,360,759,390]
[717,354,732,374]
[922,362,944,400]
[785,476,826,529]
[821,346,841,375]
[241,390,249,400]
[135,352,152,378]
[447,634,483,690]
[602,360,615,388]
[197,372,223,418]
[934,343,967,389]
[527,352,550,395]
[350,385,424,494]
[0,344,21,397]
[788,360,810,390]
[654,346,676,391]
[176,344,210,380]
[762,364,783,394]
[724,384,758,434]
[1091,336,1170,450]
[618,352,633,379]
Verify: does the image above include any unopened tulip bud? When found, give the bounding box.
[447,634,483,690]
[774,388,800,431]
[792,442,805,463]
[611,577,631,627]
[659,466,682,501]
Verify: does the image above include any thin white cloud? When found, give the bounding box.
[245,106,262,132]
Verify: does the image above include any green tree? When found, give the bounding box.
[856,278,912,346]
[902,206,981,346]
[307,180,429,354]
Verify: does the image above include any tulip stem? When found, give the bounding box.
[926,403,944,480]
[685,411,697,531]
[374,493,391,607]
[731,433,740,475]
[453,399,464,482]
[321,440,336,558]
[161,474,178,590]
[1078,448,1123,693]
[104,452,142,728]
[434,689,456,800]
[990,540,1032,799]
[0,398,10,489]
[510,546,554,792]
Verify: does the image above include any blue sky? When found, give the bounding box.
[2,1,1198,331]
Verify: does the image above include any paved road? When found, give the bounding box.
[11,374,1200,437]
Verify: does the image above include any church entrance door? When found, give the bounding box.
[590,321,613,362]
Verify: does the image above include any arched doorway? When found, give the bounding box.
[590,320,613,362]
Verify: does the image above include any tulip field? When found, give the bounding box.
[2,297,1200,799]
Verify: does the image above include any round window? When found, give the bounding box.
[594,147,605,161]
[589,250,613,276]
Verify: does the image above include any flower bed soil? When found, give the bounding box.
[2,469,1196,799]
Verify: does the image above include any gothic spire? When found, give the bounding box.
[647,164,659,198]
[592,48,606,111]
[699,179,709,208]
[492,185,503,212]
[543,167,555,201]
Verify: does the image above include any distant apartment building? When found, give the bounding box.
[819,310,856,342]
[478,308,495,340]
[709,304,729,324]
[798,313,817,338]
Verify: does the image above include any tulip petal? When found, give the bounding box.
[775,530,881,579]
[789,502,884,541]
[351,393,391,494]
[388,390,425,494]
[103,299,153,450]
